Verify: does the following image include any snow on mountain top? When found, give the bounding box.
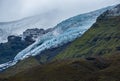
[0,6,112,71]
[0,12,56,43]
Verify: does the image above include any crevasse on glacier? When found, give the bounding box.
[0,6,111,71]
[0,28,86,71]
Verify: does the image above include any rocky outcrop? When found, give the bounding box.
[0,27,53,64]
[99,4,120,18]
[0,35,35,64]
[23,28,53,40]
[23,28,45,40]
[0,5,111,71]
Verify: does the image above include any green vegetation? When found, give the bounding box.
[55,16,120,60]
[0,54,120,81]
[0,57,40,78]
[0,5,120,81]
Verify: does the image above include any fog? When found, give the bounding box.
[0,0,119,23]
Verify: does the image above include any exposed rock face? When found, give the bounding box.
[0,35,35,64]
[108,4,120,16]
[100,4,120,17]
[23,28,53,40]
[0,6,111,71]
[8,36,21,42]
[0,27,53,64]
[23,28,45,40]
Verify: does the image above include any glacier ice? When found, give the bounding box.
[0,13,57,43]
[0,6,112,71]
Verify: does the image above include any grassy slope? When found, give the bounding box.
[55,16,120,60]
[0,57,40,79]
[0,6,120,81]
[0,13,120,81]
[0,54,120,81]
[0,36,34,64]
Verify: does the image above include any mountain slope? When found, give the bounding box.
[55,5,120,60]
[0,35,34,64]
[0,54,120,81]
[0,7,110,71]
[0,4,119,81]
[0,11,59,43]
[0,28,51,64]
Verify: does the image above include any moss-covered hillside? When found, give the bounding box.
[0,4,120,81]
[55,13,120,60]
[0,54,120,81]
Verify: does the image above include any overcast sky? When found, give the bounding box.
[0,0,119,22]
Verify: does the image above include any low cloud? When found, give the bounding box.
[0,0,119,23]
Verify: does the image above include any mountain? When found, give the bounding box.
[22,28,53,40]
[55,4,120,60]
[0,10,59,43]
[0,16,40,43]
[0,4,119,81]
[0,6,111,71]
[0,28,53,64]
[0,35,34,64]
[0,51,120,81]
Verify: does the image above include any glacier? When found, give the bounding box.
[0,6,112,71]
[0,11,60,43]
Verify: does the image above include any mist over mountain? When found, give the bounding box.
[0,0,119,43]
[0,0,120,81]
[0,6,112,71]
[0,4,120,81]
[0,0,119,22]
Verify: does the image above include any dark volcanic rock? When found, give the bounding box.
[0,35,35,64]
[23,28,45,40]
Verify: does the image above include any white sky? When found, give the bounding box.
[0,0,119,22]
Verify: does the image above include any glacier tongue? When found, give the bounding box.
[0,27,86,71]
[0,7,111,71]
[14,28,86,61]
